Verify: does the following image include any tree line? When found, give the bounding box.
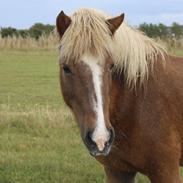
[139,22,183,39]
[0,23,55,39]
[0,22,183,39]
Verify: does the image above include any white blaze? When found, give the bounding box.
[82,54,109,151]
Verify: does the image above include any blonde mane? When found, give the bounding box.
[59,8,166,85]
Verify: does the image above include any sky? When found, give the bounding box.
[0,0,183,29]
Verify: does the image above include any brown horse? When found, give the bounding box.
[56,8,183,183]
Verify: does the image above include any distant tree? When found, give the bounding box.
[139,23,158,37]
[139,23,169,38]
[139,23,151,37]
[28,23,54,39]
[0,27,18,38]
[157,23,169,38]
[18,29,29,38]
[171,22,183,38]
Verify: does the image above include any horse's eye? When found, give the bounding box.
[109,63,114,71]
[63,65,72,74]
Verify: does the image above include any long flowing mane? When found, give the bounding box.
[59,8,166,85]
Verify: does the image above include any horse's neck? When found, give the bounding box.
[110,56,183,145]
[109,72,140,132]
[109,57,180,131]
[109,62,163,131]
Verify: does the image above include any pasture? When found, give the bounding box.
[0,50,183,183]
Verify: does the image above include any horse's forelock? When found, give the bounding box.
[59,8,166,86]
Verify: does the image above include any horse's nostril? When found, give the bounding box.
[85,131,96,148]
[108,128,115,145]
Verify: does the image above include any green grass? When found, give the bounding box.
[0,105,105,183]
[0,50,62,106]
[0,50,182,183]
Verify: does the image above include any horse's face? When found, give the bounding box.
[60,55,115,156]
[56,11,124,156]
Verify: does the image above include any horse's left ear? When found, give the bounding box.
[56,11,71,38]
[106,13,125,35]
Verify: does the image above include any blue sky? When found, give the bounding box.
[0,0,183,28]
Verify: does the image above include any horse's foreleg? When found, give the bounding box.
[104,168,136,183]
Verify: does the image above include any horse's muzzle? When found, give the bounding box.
[84,128,115,156]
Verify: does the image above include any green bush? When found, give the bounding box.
[0,27,19,38]
[171,22,183,38]
[28,23,54,39]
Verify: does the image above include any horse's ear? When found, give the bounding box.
[56,11,71,38]
[106,13,124,35]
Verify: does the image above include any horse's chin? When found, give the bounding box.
[89,144,112,157]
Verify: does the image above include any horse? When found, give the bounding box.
[56,8,183,183]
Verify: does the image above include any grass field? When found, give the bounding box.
[0,50,183,183]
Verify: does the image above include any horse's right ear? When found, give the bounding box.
[56,11,71,38]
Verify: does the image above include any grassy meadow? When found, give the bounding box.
[0,46,183,182]
[0,50,105,183]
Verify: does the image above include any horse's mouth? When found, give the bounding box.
[89,144,112,157]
